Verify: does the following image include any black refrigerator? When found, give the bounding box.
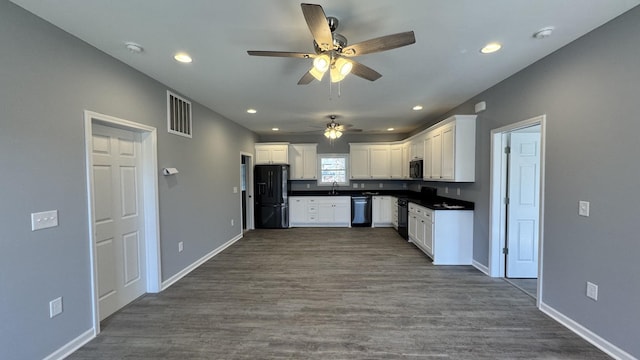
[254,164,289,228]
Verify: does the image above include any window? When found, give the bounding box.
[317,154,349,186]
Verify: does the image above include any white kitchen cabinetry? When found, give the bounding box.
[349,144,391,179]
[289,144,317,180]
[391,196,398,229]
[408,202,473,265]
[372,196,393,227]
[255,143,289,164]
[422,115,476,182]
[409,138,424,160]
[389,144,404,179]
[289,196,350,227]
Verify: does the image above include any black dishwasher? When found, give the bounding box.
[351,195,372,227]
[397,198,408,240]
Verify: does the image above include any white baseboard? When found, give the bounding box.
[161,233,243,291]
[540,302,636,360]
[43,328,95,360]
[472,260,490,275]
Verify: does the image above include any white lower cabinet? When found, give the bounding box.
[408,202,473,265]
[289,196,350,227]
[372,195,394,227]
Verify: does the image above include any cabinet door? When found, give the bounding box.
[423,135,433,179]
[372,196,382,224]
[380,196,392,223]
[369,145,390,178]
[255,147,272,164]
[302,147,317,179]
[318,203,334,223]
[424,220,433,256]
[289,146,305,179]
[350,146,370,179]
[431,130,443,179]
[408,214,418,240]
[402,143,410,178]
[270,146,288,164]
[417,217,426,245]
[333,203,350,224]
[440,124,455,180]
[289,197,306,225]
[389,145,403,179]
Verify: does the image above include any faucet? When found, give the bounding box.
[331,181,338,195]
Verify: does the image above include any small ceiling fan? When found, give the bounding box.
[247,3,416,84]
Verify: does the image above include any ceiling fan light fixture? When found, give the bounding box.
[313,54,330,72]
[309,67,325,81]
[324,128,342,139]
[330,57,352,83]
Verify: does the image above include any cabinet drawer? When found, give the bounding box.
[307,214,318,221]
[307,205,318,212]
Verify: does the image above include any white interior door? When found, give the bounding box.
[506,129,541,278]
[92,123,146,320]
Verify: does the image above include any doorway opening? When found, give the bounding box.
[489,115,545,305]
[84,111,161,334]
[240,152,254,232]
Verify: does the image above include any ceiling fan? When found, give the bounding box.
[247,3,416,84]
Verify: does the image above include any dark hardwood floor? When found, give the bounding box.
[69,228,609,359]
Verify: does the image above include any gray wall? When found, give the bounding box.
[434,7,640,356]
[0,2,256,359]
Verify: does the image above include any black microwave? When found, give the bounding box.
[409,159,423,179]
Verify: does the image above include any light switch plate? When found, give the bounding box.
[579,201,590,217]
[31,210,58,231]
[50,297,63,318]
[233,187,238,193]
[586,281,598,301]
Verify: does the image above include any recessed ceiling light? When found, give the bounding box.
[412,105,423,111]
[387,128,395,131]
[125,42,143,54]
[272,128,279,131]
[481,42,502,54]
[174,52,192,63]
[533,26,554,39]
[247,109,257,114]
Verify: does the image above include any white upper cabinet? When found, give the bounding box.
[423,115,476,182]
[349,144,391,179]
[289,144,317,180]
[389,144,404,179]
[409,138,424,160]
[255,143,289,164]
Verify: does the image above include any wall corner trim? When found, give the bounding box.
[43,328,95,360]
[161,233,244,291]
[472,260,490,276]
[540,302,636,360]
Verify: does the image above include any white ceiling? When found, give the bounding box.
[11,0,639,135]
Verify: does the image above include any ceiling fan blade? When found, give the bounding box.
[341,31,416,57]
[297,71,316,85]
[301,3,333,52]
[350,60,382,81]
[247,50,314,58]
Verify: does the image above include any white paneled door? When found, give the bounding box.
[92,124,146,320]
[506,131,541,278]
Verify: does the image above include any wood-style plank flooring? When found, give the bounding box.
[69,228,609,359]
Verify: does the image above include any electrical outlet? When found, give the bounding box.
[360,183,364,188]
[378,183,383,188]
[233,187,238,193]
[31,210,58,231]
[50,297,63,318]
[306,184,310,189]
[579,201,590,217]
[402,183,407,189]
[445,186,449,194]
[586,281,598,301]
[178,241,184,253]
[352,183,358,188]
[456,188,461,196]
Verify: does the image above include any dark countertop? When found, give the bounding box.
[289,190,474,211]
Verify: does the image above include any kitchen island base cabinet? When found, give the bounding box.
[408,202,473,265]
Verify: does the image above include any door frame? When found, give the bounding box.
[489,115,546,306]
[240,151,254,231]
[84,110,161,335]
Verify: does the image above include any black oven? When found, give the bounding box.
[397,198,408,240]
[409,159,423,179]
